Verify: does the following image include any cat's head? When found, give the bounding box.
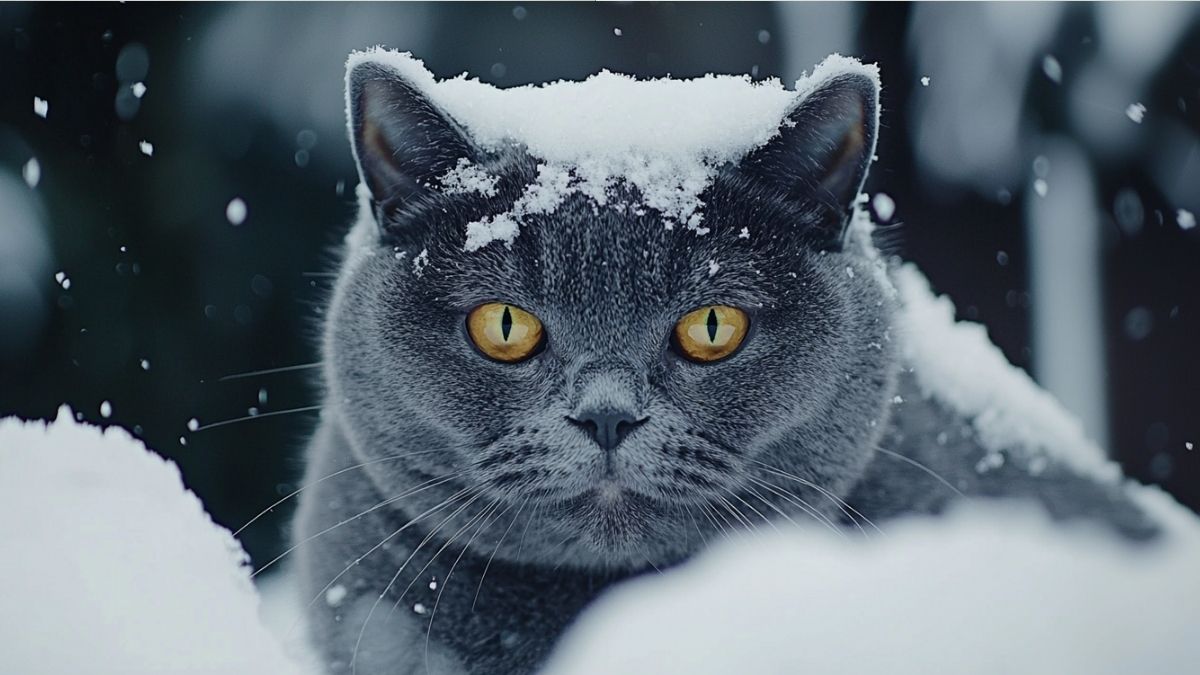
[324,55,897,570]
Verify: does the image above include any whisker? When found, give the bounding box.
[235,449,443,536]
[251,470,465,579]
[194,404,322,432]
[731,485,784,533]
[715,494,757,533]
[744,483,805,531]
[514,501,543,561]
[218,361,324,381]
[749,459,883,536]
[287,485,479,642]
[472,497,529,612]
[351,490,485,674]
[873,446,965,497]
[641,550,664,574]
[386,497,498,618]
[698,502,733,541]
[424,500,505,673]
[747,475,846,538]
[683,503,709,548]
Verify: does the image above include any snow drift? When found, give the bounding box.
[0,408,302,675]
[545,496,1200,675]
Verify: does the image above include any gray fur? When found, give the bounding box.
[294,58,1156,675]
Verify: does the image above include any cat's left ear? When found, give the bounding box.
[346,58,476,210]
[740,67,879,247]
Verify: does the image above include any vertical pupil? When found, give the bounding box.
[706,308,718,343]
[501,306,513,341]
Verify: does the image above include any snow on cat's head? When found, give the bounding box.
[343,48,880,251]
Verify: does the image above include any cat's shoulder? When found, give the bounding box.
[852,371,1159,539]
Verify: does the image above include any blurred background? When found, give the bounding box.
[1,2,1197,566]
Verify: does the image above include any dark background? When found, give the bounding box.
[1,2,1197,567]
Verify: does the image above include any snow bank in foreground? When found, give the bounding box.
[347,49,877,247]
[546,491,1200,675]
[0,408,300,675]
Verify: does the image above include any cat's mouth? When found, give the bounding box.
[551,483,665,552]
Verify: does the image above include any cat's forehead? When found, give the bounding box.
[430,182,780,326]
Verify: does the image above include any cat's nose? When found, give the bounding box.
[567,409,645,451]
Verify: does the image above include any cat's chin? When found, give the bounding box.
[552,482,675,564]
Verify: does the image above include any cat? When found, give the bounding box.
[293,54,1157,675]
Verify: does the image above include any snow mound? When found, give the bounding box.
[347,49,878,248]
[546,493,1200,675]
[0,408,300,675]
[894,265,1119,481]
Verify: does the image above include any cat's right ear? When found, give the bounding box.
[346,60,475,208]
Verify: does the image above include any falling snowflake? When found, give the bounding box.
[707,259,720,277]
[920,76,931,87]
[1177,209,1195,231]
[33,96,49,118]
[324,585,347,607]
[100,401,113,419]
[1125,103,1146,124]
[1041,55,1062,84]
[872,192,896,221]
[22,158,40,188]
[226,197,248,226]
[131,82,147,98]
[1033,179,1048,197]
[138,140,154,156]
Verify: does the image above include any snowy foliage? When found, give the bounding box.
[0,409,301,675]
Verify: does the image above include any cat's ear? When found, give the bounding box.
[346,59,476,207]
[740,67,879,247]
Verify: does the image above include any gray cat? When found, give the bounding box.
[294,55,1156,675]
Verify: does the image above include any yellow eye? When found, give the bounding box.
[672,305,749,363]
[466,303,545,363]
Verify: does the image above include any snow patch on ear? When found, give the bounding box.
[0,409,306,674]
[343,48,881,252]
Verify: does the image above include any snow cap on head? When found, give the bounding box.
[342,48,881,251]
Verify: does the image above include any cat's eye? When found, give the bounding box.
[672,305,750,363]
[466,303,545,363]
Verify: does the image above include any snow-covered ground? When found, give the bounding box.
[546,495,1200,675]
[0,408,305,675]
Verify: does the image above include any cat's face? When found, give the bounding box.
[324,60,897,570]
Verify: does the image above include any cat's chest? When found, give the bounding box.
[299,427,617,674]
